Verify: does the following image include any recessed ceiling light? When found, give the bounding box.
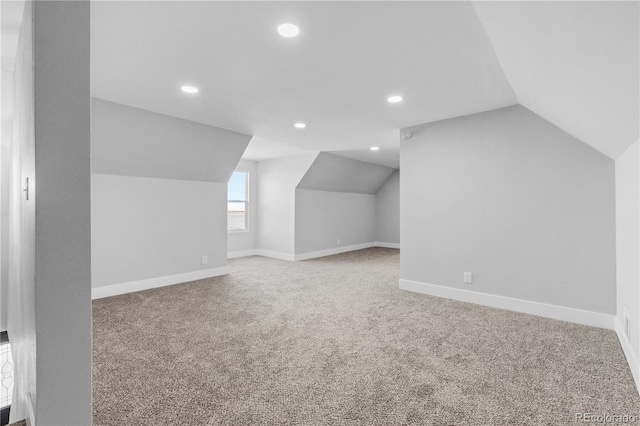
[278,23,300,38]
[370,147,380,151]
[294,123,306,129]
[181,85,199,94]
[387,95,403,103]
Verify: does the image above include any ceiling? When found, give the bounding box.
[91,1,518,168]
[298,152,395,195]
[2,2,634,166]
[474,1,639,159]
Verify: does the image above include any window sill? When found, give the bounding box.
[228,229,250,234]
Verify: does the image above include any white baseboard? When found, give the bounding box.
[255,242,391,262]
[228,249,257,259]
[616,316,640,393]
[254,249,296,262]
[399,278,615,330]
[374,242,400,249]
[243,243,385,262]
[92,266,229,299]
[294,242,375,261]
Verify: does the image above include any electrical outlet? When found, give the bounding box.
[464,272,473,284]
[337,238,341,245]
[624,309,631,343]
[202,256,208,265]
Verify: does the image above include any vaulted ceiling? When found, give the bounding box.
[474,1,639,159]
[91,1,516,168]
[88,1,638,166]
[297,153,395,195]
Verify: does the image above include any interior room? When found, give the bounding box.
[1,1,639,425]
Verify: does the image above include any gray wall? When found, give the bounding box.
[375,170,400,244]
[34,2,92,423]
[616,139,639,361]
[257,152,397,257]
[7,1,92,424]
[256,153,318,255]
[92,175,227,287]
[401,105,616,314]
[295,189,376,254]
[228,159,258,255]
[293,153,395,255]
[91,99,250,289]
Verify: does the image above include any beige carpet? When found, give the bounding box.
[93,248,639,425]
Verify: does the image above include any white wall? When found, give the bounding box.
[228,159,257,255]
[92,175,227,287]
[91,98,250,295]
[7,1,36,420]
[1,69,12,332]
[256,153,318,257]
[295,189,376,255]
[615,139,640,387]
[375,169,400,245]
[401,105,616,319]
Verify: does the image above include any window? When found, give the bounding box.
[1,332,13,410]
[228,171,248,231]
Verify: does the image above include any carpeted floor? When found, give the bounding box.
[93,248,640,425]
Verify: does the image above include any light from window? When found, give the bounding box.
[228,171,248,231]
[0,339,13,408]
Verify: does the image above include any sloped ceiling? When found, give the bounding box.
[91,1,516,168]
[86,2,639,163]
[473,1,639,159]
[297,153,396,195]
[92,99,251,183]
